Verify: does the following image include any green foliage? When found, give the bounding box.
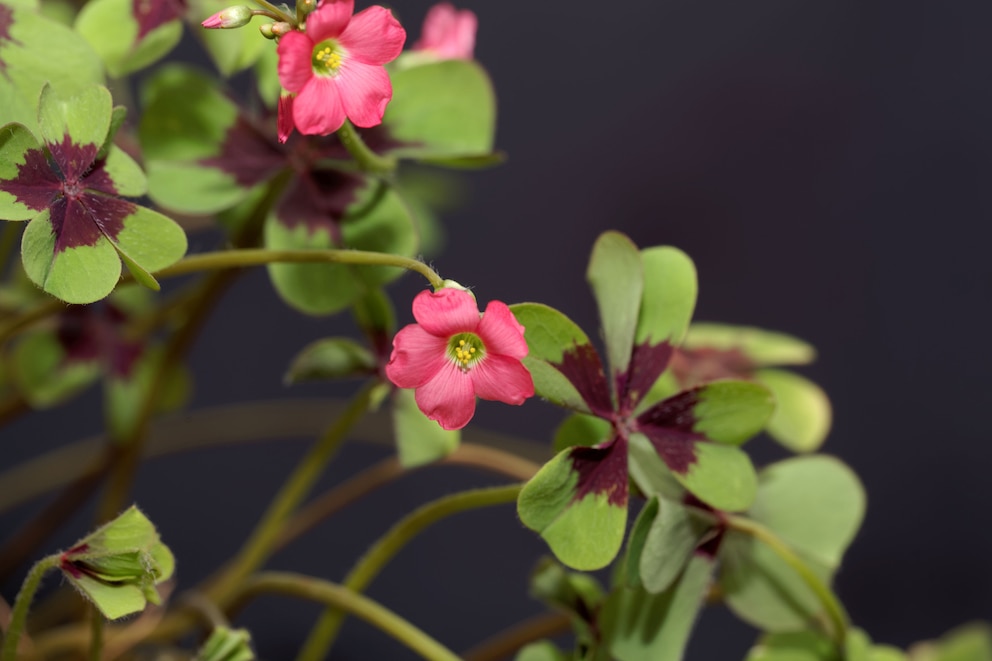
[636,246,698,347]
[517,449,627,571]
[264,180,418,315]
[586,230,643,376]
[0,2,104,134]
[75,0,182,77]
[756,368,832,453]
[59,506,174,620]
[285,338,377,383]
[600,555,714,661]
[196,627,256,661]
[392,388,460,467]
[720,456,866,632]
[383,59,496,161]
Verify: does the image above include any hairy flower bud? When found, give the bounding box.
[201,5,253,29]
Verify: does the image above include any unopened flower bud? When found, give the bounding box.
[259,22,276,38]
[269,21,293,37]
[201,5,253,29]
[297,0,316,16]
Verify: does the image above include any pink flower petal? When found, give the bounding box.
[414,3,476,60]
[277,94,295,143]
[386,324,449,388]
[277,31,315,93]
[293,77,347,135]
[470,354,534,405]
[337,60,392,127]
[411,288,480,337]
[339,6,406,66]
[416,362,477,430]
[306,0,354,41]
[477,301,528,359]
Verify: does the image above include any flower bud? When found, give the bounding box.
[195,627,255,661]
[59,506,175,620]
[259,22,276,38]
[201,5,253,29]
[297,0,317,16]
[269,21,293,37]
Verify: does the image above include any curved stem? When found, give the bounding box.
[336,121,397,174]
[1,554,58,661]
[297,483,523,661]
[235,572,460,661]
[725,514,849,644]
[462,611,571,661]
[156,248,443,290]
[207,381,379,607]
[251,0,294,24]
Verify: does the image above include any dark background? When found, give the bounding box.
[4,0,992,658]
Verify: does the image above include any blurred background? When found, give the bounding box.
[3,0,992,658]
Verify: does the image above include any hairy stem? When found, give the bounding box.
[158,248,443,290]
[297,483,523,661]
[235,572,460,661]
[1,554,58,661]
[88,609,103,661]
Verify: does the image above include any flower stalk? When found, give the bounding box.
[1,554,59,661]
[298,483,523,661]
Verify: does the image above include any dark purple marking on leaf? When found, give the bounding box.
[199,115,286,187]
[57,306,102,364]
[553,343,613,417]
[276,169,364,236]
[569,435,629,507]
[0,144,62,211]
[635,389,706,474]
[48,134,100,184]
[49,193,130,252]
[616,340,674,414]
[133,0,186,42]
[670,346,754,388]
[57,303,143,377]
[0,4,22,81]
[695,527,725,559]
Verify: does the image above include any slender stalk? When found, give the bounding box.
[462,612,571,661]
[88,609,103,661]
[336,121,397,174]
[236,572,460,661]
[252,0,294,24]
[157,248,443,290]
[297,483,523,661]
[725,514,849,644]
[1,554,59,661]
[276,446,540,553]
[0,298,62,345]
[207,381,379,606]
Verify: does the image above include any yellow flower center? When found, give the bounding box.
[312,39,345,76]
[448,333,485,371]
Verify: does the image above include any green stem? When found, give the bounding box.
[1,554,59,661]
[336,121,397,174]
[297,483,523,661]
[0,248,444,347]
[88,608,103,661]
[208,381,379,606]
[252,0,294,24]
[159,248,442,289]
[725,515,849,644]
[236,572,461,661]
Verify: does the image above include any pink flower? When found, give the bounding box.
[386,288,534,430]
[412,3,476,60]
[276,0,406,141]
